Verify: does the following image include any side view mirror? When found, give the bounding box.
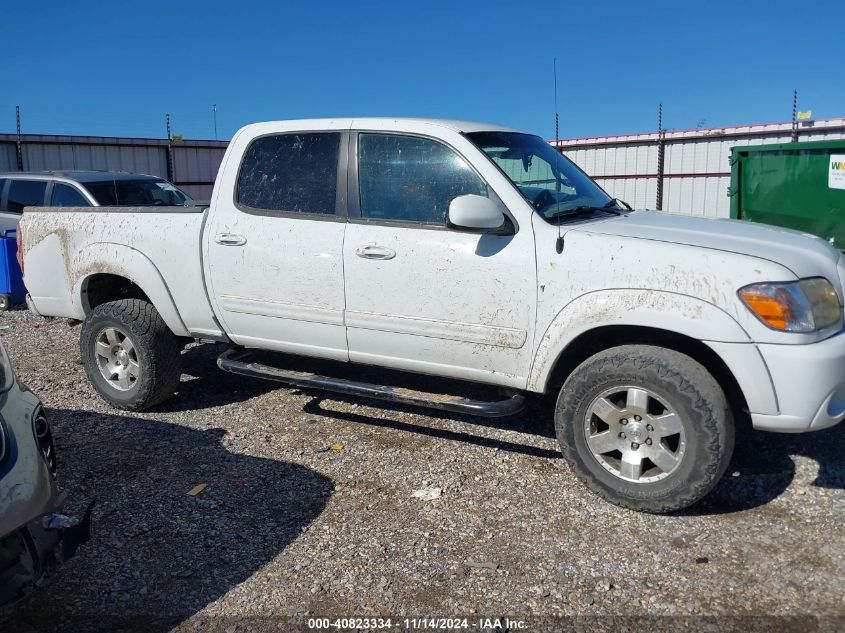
[446,194,511,234]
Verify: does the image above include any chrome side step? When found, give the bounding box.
[217,349,525,418]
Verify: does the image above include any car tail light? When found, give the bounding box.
[15,222,24,274]
[33,407,56,475]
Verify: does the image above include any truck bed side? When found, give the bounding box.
[20,206,223,339]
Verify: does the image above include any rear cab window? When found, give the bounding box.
[236,133,341,216]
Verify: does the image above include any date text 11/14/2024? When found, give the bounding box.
[307,617,528,630]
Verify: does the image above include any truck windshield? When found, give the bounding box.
[466,131,616,220]
[83,180,193,206]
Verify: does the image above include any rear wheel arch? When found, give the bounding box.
[71,244,189,337]
[82,273,149,312]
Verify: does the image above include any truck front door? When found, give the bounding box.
[342,132,536,388]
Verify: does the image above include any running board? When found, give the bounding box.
[217,349,525,418]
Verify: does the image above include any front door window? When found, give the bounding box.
[357,133,487,224]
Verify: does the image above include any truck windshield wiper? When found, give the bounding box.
[605,198,633,211]
[546,203,622,221]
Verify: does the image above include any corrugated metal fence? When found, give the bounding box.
[555,118,845,217]
[5,118,844,213]
[0,133,228,200]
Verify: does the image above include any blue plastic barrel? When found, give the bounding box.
[0,230,26,310]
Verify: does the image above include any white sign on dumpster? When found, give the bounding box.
[831,155,845,190]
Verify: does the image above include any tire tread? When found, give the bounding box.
[556,344,734,513]
[80,299,181,411]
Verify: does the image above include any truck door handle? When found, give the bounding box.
[356,245,396,260]
[215,233,246,246]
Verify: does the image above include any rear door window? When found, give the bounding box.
[7,180,47,213]
[51,183,91,207]
[236,133,340,215]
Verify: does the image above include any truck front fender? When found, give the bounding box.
[528,289,757,392]
[70,243,190,337]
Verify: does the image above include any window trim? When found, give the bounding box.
[44,180,54,207]
[348,130,517,233]
[233,130,348,222]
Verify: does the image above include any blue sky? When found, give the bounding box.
[2,0,841,140]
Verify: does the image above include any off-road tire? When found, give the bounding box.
[80,299,181,411]
[555,344,734,513]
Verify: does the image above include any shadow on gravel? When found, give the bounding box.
[2,408,333,633]
[302,396,560,459]
[152,343,278,413]
[146,343,843,515]
[688,423,845,515]
[162,343,560,458]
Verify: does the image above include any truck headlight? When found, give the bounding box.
[0,342,13,392]
[738,278,842,332]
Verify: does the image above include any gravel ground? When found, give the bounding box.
[2,308,844,632]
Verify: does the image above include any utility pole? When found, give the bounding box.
[165,113,174,182]
[15,106,23,171]
[212,104,218,141]
[656,103,665,211]
[791,89,799,143]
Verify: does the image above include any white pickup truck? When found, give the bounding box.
[18,118,845,512]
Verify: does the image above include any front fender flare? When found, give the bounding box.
[70,243,190,337]
[528,288,757,391]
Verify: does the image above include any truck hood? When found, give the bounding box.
[577,211,842,279]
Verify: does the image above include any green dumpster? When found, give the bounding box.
[730,140,845,249]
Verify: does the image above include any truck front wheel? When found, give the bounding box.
[555,344,734,513]
[80,299,181,411]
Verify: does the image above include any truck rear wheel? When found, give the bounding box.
[80,299,181,411]
[555,344,734,513]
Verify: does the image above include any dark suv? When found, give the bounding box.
[0,171,194,234]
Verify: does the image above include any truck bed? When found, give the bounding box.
[20,206,221,338]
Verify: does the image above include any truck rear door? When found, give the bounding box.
[203,131,349,361]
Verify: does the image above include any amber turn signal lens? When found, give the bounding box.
[738,289,792,331]
[739,278,841,333]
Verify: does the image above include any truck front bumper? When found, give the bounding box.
[752,330,845,433]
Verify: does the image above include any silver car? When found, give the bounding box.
[0,342,92,607]
[0,171,194,234]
